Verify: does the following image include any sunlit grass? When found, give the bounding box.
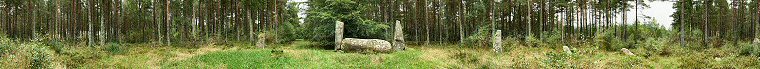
[161,46,442,68]
[3,40,758,68]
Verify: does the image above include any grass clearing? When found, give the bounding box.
[2,40,759,68]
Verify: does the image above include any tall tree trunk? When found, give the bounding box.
[55,0,60,39]
[30,0,36,39]
[88,0,94,46]
[100,0,106,45]
[458,0,464,46]
[704,0,709,47]
[680,0,685,47]
[527,0,532,39]
[424,0,430,45]
[622,2,627,41]
[166,0,172,46]
[193,0,198,42]
[154,0,162,45]
[634,0,639,39]
[248,10,255,45]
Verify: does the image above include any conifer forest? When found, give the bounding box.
[1,0,760,68]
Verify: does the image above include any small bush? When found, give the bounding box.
[30,46,52,69]
[451,51,479,64]
[617,56,644,68]
[543,52,575,68]
[124,31,154,43]
[0,44,9,57]
[64,47,108,67]
[501,37,520,52]
[595,32,630,51]
[540,31,565,48]
[636,38,669,57]
[45,40,65,54]
[105,43,126,55]
[0,37,9,56]
[257,32,277,43]
[525,35,540,47]
[682,30,707,49]
[678,53,711,68]
[738,42,760,56]
[463,26,493,48]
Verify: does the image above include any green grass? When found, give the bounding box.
[161,47,441,68]
[2,39,759,68]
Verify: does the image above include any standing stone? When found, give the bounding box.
[393,20,406,51]
[335,21,344,50]
[256,33,267,48]
[492,30,503,53]
[563,46,572,54]
[753,38,759,46]
[621,48,635,56]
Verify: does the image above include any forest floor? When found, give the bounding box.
[2,40,759,68]
[83,41,760,68]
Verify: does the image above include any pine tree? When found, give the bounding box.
[166,0,171,46]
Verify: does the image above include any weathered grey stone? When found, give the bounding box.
[393,20,406,51]
[563,46,572,54]
[621,48,634,56]
[340,38,393,53]
[492,30,503,53]
[753,38,759,46]
[257,33,267,48]
[335,21,344,50]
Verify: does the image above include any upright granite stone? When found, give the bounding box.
[393,20,406,51]
[256,33,267,48]
[340,38,393,53]
[492,30,503,53]
[753,38,759,46]
[563,46,572,54]
[621,48,635,56]
[335,21,344,50]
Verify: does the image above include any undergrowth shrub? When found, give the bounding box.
[0,36,9,56]
[0,43,9,57]
[124,31,154,43]
[616,56,644,68]
[61,46,108,67]
[595,32,630,51]
[543,52,575,68]
[628,23,668,41]
[105,43,126,55]
[257,32,275,43]
[709,56,760,68]
[463,26,493,48]
[304,1,392,48]
[31,46,52,69]
[678,53,711,68]
[738,42,760,57]
[528,31,565,48]
[501,37,520,52]
[636,38,669,57]
[682,30,707,49]
[525,35,540,47]
[45,40,65,54]
[451,51,479,64]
